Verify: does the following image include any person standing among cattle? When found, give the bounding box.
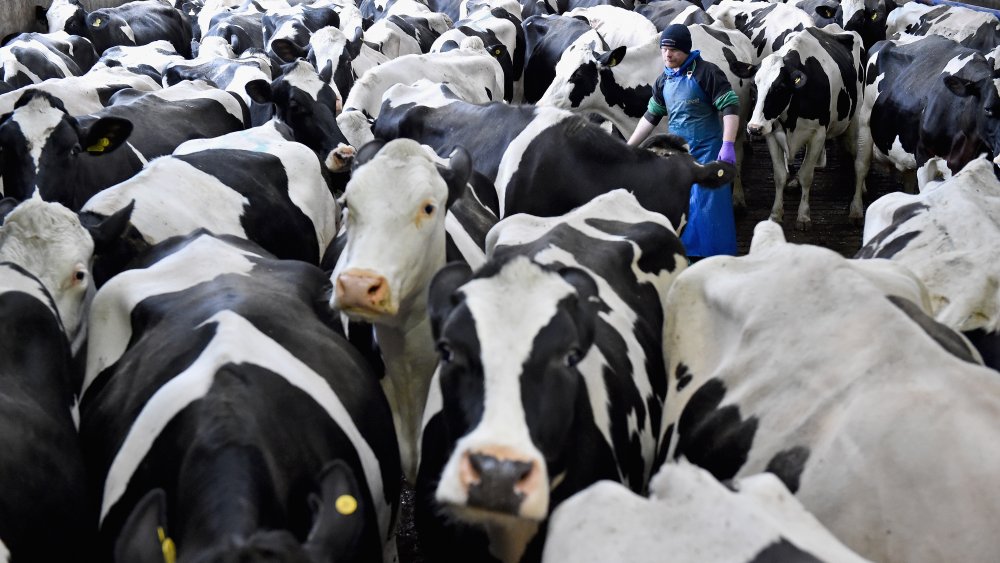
[627,24,740,260]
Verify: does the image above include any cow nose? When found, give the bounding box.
[747,124,763,137]
[335,269,393,314]
[460,450,540,515]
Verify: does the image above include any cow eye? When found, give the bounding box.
[423,203,435,216]
[564,347,583,367]
[75,270,86,281]
[71,144,82,156]
[437,342,454,363]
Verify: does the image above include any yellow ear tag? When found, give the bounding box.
[717,169,724,177]
[92,17,102,27]
[494,48,501,55]
[609,58,617,66]
[157,527,176,563]
[86,137,111,153]
[335,494,358,515]
[794,77,801,84]
[871,12,878,20]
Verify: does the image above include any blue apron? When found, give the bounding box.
[662,56,737,257]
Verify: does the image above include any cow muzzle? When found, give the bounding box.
[747,123,766,137]
[457,447,545,519]
[334,268,396,316]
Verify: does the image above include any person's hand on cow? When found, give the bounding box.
[717,140,736,165]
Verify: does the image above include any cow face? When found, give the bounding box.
[843,0,895,52]
[0,197,94,343]
[747,53,807,137]
[0,91,131,209]
[331,139,471,326]
[41,0,88,37]
[538,31,625,113]
[943,70,1000,165]
[428,257,598,524]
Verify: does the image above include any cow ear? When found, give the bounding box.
[730,61,758,79]
[303,460,366,562]
[348,27,364,60]
[35,6,47,28]
[437,146,473,208]
[84,200,134,252]
[944,75,977,98]
[114,488,174,563]
[598,45,627,68]
[558,267,599,353]
[0,197,19,225]
[428,262,473,340]
[271,38,306,63]
[789,69,807,89]
[245,79,273,104]
[82,117,132,155]
[318,59,334,85]
[352,139,386,170]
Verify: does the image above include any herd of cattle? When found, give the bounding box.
[0,0,998,561]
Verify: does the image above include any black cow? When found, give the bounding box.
[0,31,97,90]
[854,35,1000,197]
[199,8,266,56]
[41,0,194,58]
[78,231,400,562]
[842,0,897,52]
[372,84,734,230]
[521,14,591,103]
[417,189,684,562]
[0,82,248,210]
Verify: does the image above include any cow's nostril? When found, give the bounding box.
[367,282,381,296]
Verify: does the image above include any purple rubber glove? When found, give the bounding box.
[717,140,737,165]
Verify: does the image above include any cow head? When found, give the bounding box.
[85,10,136,54]
[0,91,132,210]
[427,257,599,535]
[331,139,472,327]
[746,51,807,137]
[537,30,626,115]
[942,62,1000,167]
[115,460,373,563]
[843,0,896,52]
[271,25,364,106]
[39,0,88,37]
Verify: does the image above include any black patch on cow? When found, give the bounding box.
[675,362,693,392]
[887,295,981,365]
[701,24,734,47]
[749,539,823,563]
[765,446,810,494]
[854,202,927,259]
[836,88,852,121]
[566,60,599,108]
[674,378,758,481]
[598,66,652,119]
[963,328,1000,372]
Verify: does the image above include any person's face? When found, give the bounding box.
[661,46,688,69]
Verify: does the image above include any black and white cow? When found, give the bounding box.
[361,0,454,57]
[270,25,367,106]
[0,81,248,210]
[199,5,267,55]
[337,37,506,147]
[662,219,1000,562]
[858,156,1000,371]
[541,461,870,562]
[565,4,655,46]
[853,35,1000,196]
[536,24,755,210]
[708,0,813,59]
[262,2,341,66]
[887,2,1000,52]
[91,39,186,83]
[79,121,340,286]
[372,83,735,228]
[0,31,97,90]
[740,25,863,230]
[521,14,592,103]
[842,0,897,52]
[0,262,93,562]
[417,189,685,562]
[42,0,194,58]
[0,64,160,117]
[78,231,400,562]
[635,0,715,28]
[329,138,492,483]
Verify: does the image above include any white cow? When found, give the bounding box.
[662,219,1000,563]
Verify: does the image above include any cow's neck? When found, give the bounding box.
[484,518,540,563]
[374,305,437,483]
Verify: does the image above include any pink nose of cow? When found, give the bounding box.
[747,124,764,137]
[335,269,394,314]
[459,447,541,515]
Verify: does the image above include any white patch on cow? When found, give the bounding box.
[118,22,136,43]
[885,135,916,171]
[84,236,258,394]
[565,5,657,47]
[284,59,326,101]
[941,53,976,76]
[0,536,8,563]
[96,40,184,75]
[46,0,82,33]
[746,54,785,135]
[495,107,575,216]
[145,80,246,124]
[99,309,391,538]
[4,81,42,146]
[1,37,77,80]
[436,257,563,520]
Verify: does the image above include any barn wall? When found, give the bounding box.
[0,0,134,40]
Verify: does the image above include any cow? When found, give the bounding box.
[707,0,813,59]
[635,0,715,28]
[329,138,492,483]
[270,25,369,105]
[740,25,863,230]
[79,120,340,286]
[661,218,1000,562]
[788,0,842,28]
[0,31,97,90]
[887,2,1000,52]
[78,231,401,562]
[535,24,755,210]
[245,58,356,175]
[372,82,735,228]
[430,0,525,102]
[198,5,267,55]
[541,462,870,563]
[91,39,186,82]
[521,13,591,103]
[262,2,341,66]
[857,156,1000,371]
[42,0,194,58]
[417,188,685,563]
[0,262,93,562]
[0,80,248,211]
[853,35,1000,197]
[565,4,656,47]
[336,37,506,148]
[0,64,160,117]
[842,0,897,52]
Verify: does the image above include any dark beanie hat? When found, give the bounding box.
[660,24,691,53]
